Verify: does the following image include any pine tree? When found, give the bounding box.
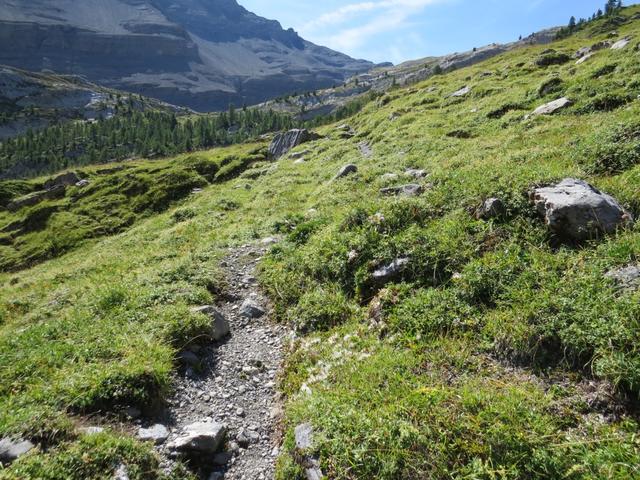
[568,16,577,29]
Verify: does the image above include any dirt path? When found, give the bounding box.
[158,242,289,479]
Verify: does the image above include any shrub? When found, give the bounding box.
[289,284,356,332]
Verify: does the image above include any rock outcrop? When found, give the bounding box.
[268,129,320,159]
[531,178,633,241]
[7,185,66,212]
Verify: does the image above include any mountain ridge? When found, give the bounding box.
[0,0,374,111]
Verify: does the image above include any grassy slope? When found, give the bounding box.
[1,7,640,479]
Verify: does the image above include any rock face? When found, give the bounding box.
[168,422,226,454]
[531,178,633,241]
[0,0,373,112]
[529,97,572,116]
[190,306,230,341]
[605,265,640,291]
[0,438,34,464]
[334,164,358,180]
[268,129,320,159]
[380,184,424,197]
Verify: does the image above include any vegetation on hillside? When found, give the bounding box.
[1,4,640,479]
[0,108,295,179]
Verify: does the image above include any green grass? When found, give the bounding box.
[2,5,640,479]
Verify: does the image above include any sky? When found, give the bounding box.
[240,0,639,64]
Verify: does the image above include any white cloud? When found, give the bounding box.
[300,0,449,53]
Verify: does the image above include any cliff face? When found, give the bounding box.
[0,0,374,111]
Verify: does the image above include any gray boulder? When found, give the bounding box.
[605,265,640,291]
[358,141,373,158]
[44,171,81,190]
[190,306,230,341]
[269,129,321,159]
[168,422,226,454]
[372,258,410,284]
[531,178,633,241]
[0,438,34,464]
[476,198,506,220]
[380,184,424,197]
[529,97,572,117]
[334,164,358,180]
[405,168,427,179]
[240,299,266,319]
[138,424,169,445]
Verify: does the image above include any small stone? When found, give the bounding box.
[334,164,358,180]
[0,438,35,464]
[80,426,104,435]
[114,463,130,480]
[261,237,279,245]
[138,424,169,445]
[372,258,410,284]
[405,168,427,179]
[240,299,266,318]
[449,85,471,97]
[294,423,315,450]
[476,197,506,220]
[605,265,640,291]
[75,179,90,188]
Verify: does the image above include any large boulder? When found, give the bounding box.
[269,129,321,159]
[168,422,226,454]
[44,171,81,190]
[0,437,34,464]
[190,306,230,341]
[531,178,633,241]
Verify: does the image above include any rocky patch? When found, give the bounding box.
[269,129,321,159]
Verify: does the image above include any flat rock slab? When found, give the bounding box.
[0,438,34,464]
[531,178,633,241]
[449,86,471,97]
[168,422,226,454]
[530,97,572,116]
[611,36,632,50]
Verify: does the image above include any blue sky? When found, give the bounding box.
[240,0,638,64]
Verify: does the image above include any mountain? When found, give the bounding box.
[260,28,561,121]
[0,0,374,111]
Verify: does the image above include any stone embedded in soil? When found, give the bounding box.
[529,97,572,116]
[168,421,226,454]
[605,265,640,291]
[476,197,506,220]
[0,437,34,464]
[294,424,325,480]
[138,424,169,445]
[372,258,410,284]
[405,168,427,179]
[334,164,358,180]
[190,306,230,341]
[380,183,424,197]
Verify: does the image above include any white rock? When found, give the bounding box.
[0,438,34,464]
[168,422,226,454]
[611,36,632,50]
[529,97,572,116]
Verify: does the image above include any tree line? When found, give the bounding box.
[0,107,297,179]
[557,0,624,39]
